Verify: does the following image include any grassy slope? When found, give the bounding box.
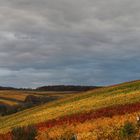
[1,80,140,133]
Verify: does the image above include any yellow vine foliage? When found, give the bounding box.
[37,111,140,140]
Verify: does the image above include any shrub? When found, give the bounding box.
[26,125,37,140]
[11,125,37,140]
[11,127,25,140]
[120,121,136,139]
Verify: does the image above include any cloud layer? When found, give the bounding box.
[0,0,140,87]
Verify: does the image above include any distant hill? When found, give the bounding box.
[0,86,15,90]
[36,85,101,91]
[0,85,101,91]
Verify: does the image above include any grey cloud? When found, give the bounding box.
[0,0,140,87]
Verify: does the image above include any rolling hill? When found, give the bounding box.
[1,80,140,139]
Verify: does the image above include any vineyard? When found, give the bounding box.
[1,80,140,139]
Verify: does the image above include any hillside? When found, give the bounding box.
[0,90,76,106]
[1,80,140,139]
[0,90,79,117]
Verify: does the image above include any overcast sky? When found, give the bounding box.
[0,0,140,88]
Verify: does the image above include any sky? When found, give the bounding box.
[0,0,140,88]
